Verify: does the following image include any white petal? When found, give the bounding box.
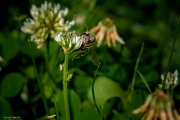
[161,74,164,80]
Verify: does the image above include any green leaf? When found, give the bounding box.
[112,109,128,120]
[81,100,94,111]
[131,43,144,92]
[1,73,24,98]
[74,75,93,100]
[76,108,101,120]
[44,85,53,99]
[1,36,19,61]
[88,76,126,109]
[55,89,81,119]
[22,65,36,79]
[20,40,41,57]
[67,73,73,81]
[137,70,152,93]
[0,97,12,118]
[128,90,148,120]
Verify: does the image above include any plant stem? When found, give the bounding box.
[131,43,144,92]
[28,41,50,115]
[63,52,70,120]
[31,48,50,115]
[54,99,60,120]
[162,17,180,90]
[92,63,104,120]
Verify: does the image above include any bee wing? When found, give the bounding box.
[89,47,100,66]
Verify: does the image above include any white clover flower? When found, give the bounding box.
[21,1,75,48]
[55,32,82,53]
[159,70,178,89]
[173,70,178,85]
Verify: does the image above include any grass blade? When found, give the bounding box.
[131,43,144,92]
[137,70,152,94]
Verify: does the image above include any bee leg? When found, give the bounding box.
[73,48,88,59]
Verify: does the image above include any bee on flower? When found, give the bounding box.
[54,32,82,53]
[133,89,180,120]
[90,18,125,47]
[21,1,74,48]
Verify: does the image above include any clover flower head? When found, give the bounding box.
[54,32,82,53]
[21,1,75,48]
[133,89,180,120]
[90,18,125,47]
[159,70,178,90]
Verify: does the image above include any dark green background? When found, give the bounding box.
[0,0,180,119]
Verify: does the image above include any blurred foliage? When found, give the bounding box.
[0,0,180,119]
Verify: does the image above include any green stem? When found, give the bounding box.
[63,52,70,120]
[92,63,104,120]
[131,43,144,92]
[54,100,60,120]
[162,17,180,90]
[92,64,100,115]
[30,44,50,115]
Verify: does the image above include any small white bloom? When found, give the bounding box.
[161,74,164,81]
[160,70,178,90]
[21,1,74,48]
[158,84,162,88]
[173,70,178,86]
[54,4,60,14]
[55,32,82,53]
[63,8,68,16]
[59,19,64,25]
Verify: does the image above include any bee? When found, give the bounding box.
[74,32,100,66]
[75,32,95,58]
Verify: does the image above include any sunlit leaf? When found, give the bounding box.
[76,108,101,120]
[88,76,126,109]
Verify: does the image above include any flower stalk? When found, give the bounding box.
[162,17,180,90]
[63,52,70,120]
[54,31,83,120]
